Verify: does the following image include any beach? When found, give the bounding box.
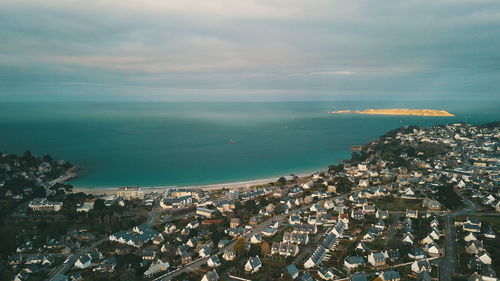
[71,172,314,195]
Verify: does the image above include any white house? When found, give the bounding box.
[74,256,91,269]
[201,270,219,281]
[223,249,236,261]
[368,252,386,267]
[245,256,262,273]
[411,260,431,273]
[250,234,263,244]
[207,256,221,268]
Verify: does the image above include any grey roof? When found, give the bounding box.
[382,270,402,280]
[350,273,368,281]
[286,264,299,276]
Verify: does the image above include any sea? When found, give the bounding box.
[0,100,498,188]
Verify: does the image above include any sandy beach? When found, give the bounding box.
[71,172,316,195]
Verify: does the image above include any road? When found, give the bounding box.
[153,196,330,281]
[154,212,289,281]
[46,238,108,280]
[439,191,478,281]
[46,199,162,280]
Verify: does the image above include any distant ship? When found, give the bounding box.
[228,139,236,144]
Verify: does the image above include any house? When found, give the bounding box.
[351,209,364,220]
[164,223,177,234]
[223,249,236,261]
[344,256,366,270]
[368,252,386,267]
[375,220,386,230]
[351,273,368,281]
[478,250,492,265]
[141,247,156,260]
[199,245,212,258]
[143,260,170,277]
[429,228,441,240]
[468,272,482,281]
[293,224,318,235]
[409,248,427,260]
[304,246,326,268]
[250,234,263,244]
[465,240,483,255]
[283,232,309,245]
[70,272,83,281]
[96,256,117,273]
[207,256,221,268]
[402,233,415,245]
[181,252,192,264]
[484,227,496,239]
[285,264,299,279]
[28,198,63,212]
[421,234,435,245]
[289,215,302,225]
[271,242,299,257]
[363,204,376,214]
[384,249,401,262]
[362,232,376,242]
[318,267,335,280]
[324,200,335,210]
[430,218,440,228]
[424,199,441,210]
[376,210,390,220]
[416,271,432,281]
[230,218,240,228]
[355,242,370,253]
[425,242,440,257]
[245,256,262,273]
[411,260,432,273]
[406,209,419,219]
[300,272,315,281]
[378,270,402,281]
[262,227,278,237]
[187,238,200,248]
[201,270,219,281]
[15,271,30,281]
[468,256,485,272]
[74,255,91,269]
[480,265,497,281]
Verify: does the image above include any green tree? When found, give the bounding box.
[93,199,106,211]
[277,177,287,185]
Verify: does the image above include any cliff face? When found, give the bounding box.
[328,109,454,117]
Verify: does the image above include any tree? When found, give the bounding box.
[261,241,270,256]
[233,237,246,256]
[333,176,352,194]
[277,177,287,185]
[93,199,106,211]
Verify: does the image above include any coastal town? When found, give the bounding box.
[1,122,499,281]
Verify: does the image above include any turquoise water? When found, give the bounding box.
[0,101,498,188]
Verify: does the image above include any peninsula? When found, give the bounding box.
[328,108,454,116]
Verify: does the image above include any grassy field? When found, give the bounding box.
[374,198,426,211]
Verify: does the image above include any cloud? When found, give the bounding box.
[0,0,499,101]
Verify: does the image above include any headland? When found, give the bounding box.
[328,108,454,116]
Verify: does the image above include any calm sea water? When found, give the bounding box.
[0,101,498,188]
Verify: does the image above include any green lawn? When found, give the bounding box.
[375,198,425,211]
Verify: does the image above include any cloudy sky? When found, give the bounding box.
[1,0,499,101]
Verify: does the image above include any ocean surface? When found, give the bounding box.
[0,101,498,188]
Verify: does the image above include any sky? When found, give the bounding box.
[1,0,499,101]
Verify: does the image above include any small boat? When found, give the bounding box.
[228,139,236,144]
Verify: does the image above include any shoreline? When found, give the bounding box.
[71,171,317,195]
